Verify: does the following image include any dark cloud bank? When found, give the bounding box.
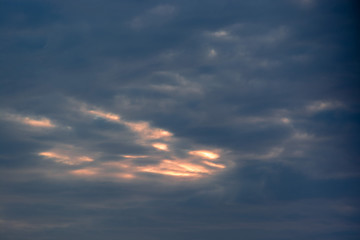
[0,0,359,239]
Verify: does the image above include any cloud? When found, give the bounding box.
[1,112,56,129]
[211,30,229,38]
[152,143,169,151]
[306,100,345,113]
[149,71,204,96]
[86,110,122,123]
[29,100,231,182]
[81,104,173,141]
[188,150,220,160]
[208,48,217,58]
[39,150,94,165]
[0,0,359,239]
[20,117,55,128]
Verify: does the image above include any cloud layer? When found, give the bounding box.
[0,0,359,239]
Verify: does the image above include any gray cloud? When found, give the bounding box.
[0,0,359,239]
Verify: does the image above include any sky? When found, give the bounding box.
[0,0,359,239]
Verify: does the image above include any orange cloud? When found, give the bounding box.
[3,113,56,128]
[39,151,94,165]
[139,159,212,178]
[70,168,98,176]
[32,102,230,182]
[115,173,135,179]
[39,152,69,160]
[140,168,198,177]
[22,117,56,128]
[82,106,173,142]
[86,110,121,122]
[188,150,220,160]
[122,155,149,159]
[77,156,94,162]
[203,161,226,169]
[152,143,169,151]
[124,121,173,140]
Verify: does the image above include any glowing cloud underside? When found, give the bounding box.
[188,150,219,160]
[85,109,173,140]
[71,168,98,176]
[39,151,94,165]
[122,155,149,159]
[203,161,226,169]
[152,143,169,151]
[87,110,121,122]
[139,160,213,177]
[22,117,55,128]
[4,113,56,128]
[37,104,228,181]
[124,122,173,140]
[39,152,69,160]
[40,148,227,179]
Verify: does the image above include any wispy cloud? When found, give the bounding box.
[188,150,220,160]
[152,143,169,151]
[1,0,358,239]
[1,112,56,129]
[34,100,230,182]
[306,100,345,113]
[38,144,95,165]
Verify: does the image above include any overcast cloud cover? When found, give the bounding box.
[0,0,359,239]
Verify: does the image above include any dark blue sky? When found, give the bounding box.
[0,0,359,239]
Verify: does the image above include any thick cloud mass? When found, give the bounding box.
[1,0,359,239]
